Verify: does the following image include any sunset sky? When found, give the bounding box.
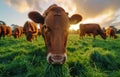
[0,0,120,30]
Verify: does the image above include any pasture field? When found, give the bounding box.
[0,34,120,77]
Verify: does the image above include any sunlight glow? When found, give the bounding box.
[69,10,114,30]
[17,1,30,13]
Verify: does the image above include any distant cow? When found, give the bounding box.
[0,25,12,39]
[6,26,12,37]
[23,21,38,42]
[0,25,7,39]
[106,27,118,39]
[13,26,23,39]
[28,4,82,64]
[80,23,106,40]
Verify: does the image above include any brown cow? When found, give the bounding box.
[28,4,82,64]
[106,27,118,39]
[23,21,38,42]
[13,26,23,39]
[0,25,7,39]
[0,25,12,39]
[6,26,12,37]
[80,23,106,40]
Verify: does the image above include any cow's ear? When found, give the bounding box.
[69,14,82,24]
[28,11,44,24]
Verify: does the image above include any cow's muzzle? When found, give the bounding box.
[47,53,67,64]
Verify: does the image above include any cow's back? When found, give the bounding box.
[80,23,106,40]
[80,24,100,33]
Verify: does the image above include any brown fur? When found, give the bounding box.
[0,25,6,39]
[0,25,12,39]
[6,26,12,37]
[23,21,38,42]
[13,26,23,39]
[106,27,118,39]
[80,23,106,40]
[28,4,82,64]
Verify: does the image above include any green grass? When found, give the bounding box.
[0,34,120,77]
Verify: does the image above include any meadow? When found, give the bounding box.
[0,34,120,77]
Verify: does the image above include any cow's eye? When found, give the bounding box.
[42,24,49,33]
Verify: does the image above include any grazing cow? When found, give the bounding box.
[6,26,12,37]
[80,23,106,40]
[0,25,12,39]
[23,21,38,42]
[28,4,82,64]
[106,27,118,39]
[0,25,7,39]
[13,26,23,39]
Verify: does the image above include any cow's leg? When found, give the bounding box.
[80,32,85,39]
[93,34,96,40]
[80,33,82,39]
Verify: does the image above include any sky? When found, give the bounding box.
[0,0,120,30]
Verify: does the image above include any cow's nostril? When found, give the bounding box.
[51,56,65,64]
[52,55,63,60]
[47,53,67,64]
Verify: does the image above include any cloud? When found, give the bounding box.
[74,0,120,18]
[5,0,30,13]
[73,0,120,28]
[4,0,76,14]
[5,0,49,13]
[4,0,120,29]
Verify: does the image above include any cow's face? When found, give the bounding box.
[26,31,35,42]
[13,33,18,39]
[101,32,107,40]
[23,21,37,42]
[28,4,82,64]
[13,29,18,39]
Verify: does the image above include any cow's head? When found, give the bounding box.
[28,4,82,64]
[13,32,18,39]
[26,31,35,42]
[100,32,107,40]
[23,21,36,42]
[13,28,19,39]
